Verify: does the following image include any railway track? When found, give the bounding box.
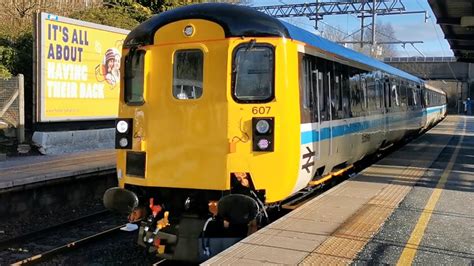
[0,210,128,265]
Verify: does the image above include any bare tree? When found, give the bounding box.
[348,22,398,59]
[321,24,347,43]
[317,21,398,59]
[0,0,103,35]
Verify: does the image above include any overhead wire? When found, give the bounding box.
[346,9,430,76]
[319,20,350,38]
[263,0,437,66]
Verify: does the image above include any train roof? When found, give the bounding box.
[425,84,446,95]
[124,4,289,47]
[125,3,422,83]
[281,22,423,83]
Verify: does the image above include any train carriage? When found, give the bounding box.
[104,3,447,261]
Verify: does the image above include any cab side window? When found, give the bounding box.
[124,50,146,104]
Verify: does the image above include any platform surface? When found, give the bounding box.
[0,149,116,190]
[204,115,474,265]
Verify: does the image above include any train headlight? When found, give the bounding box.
[255,120,270,134]
[115,118,133,149]
[116,120,129,133]
[119,138,128,148]
[184,25,194,37]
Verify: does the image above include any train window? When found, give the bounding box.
[400,81,408,107]
[375,72,383,110]
[391,79,400,107]
[420,90,424,107]
[349,68,362,116]
[341,65,351,118]
[318,71,325,117]
[331,62,342,119]
[124,49,146,104]
[412,88,416,107]
[232,44,274,102]
[300,55,319,122]
[316,58,329,121]
[361,74,368,111]
[173,49,203,100]
[301,56,314,110]
[407,86,413,107]
[365,72,377,111]
[384,76,391,109]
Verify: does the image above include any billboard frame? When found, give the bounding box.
[35,12,130,123]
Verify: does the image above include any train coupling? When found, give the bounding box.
[137,194,261,262]
[103,187,138,214]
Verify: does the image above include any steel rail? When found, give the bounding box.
[0,209,110,251]
[11,223,127,265]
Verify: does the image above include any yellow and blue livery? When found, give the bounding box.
[104,3,447,261]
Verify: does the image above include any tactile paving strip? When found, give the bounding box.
[300,122,458,265]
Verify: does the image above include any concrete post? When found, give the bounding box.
[17,74,25,143]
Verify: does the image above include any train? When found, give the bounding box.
[103,3,447,262]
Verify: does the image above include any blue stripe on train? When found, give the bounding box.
[301,105,445,145]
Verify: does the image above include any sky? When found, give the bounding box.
[248,0,453,58]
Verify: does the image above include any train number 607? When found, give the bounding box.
[252,106,271,115]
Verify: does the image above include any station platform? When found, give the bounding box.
[0,149,116,191]
[204,115,474,265]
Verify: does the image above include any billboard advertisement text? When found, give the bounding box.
[36,13,129,122]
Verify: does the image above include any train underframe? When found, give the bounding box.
[104,174,268,262]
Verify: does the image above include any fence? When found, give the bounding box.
[0,74,25,143]
[384,57,457,63]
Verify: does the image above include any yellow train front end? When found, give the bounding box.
[116,22,301,200]
[104,4,301,262]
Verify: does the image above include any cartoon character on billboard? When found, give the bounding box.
[96,48,121,88]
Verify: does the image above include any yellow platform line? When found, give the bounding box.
[397,117,466,266]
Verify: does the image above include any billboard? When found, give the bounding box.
[35,13,129,122]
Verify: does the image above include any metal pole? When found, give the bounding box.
[315,0,319,30]
[372,0,377,55]
[360,13,365,48]
[33,11,40,125]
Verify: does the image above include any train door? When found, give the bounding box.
[327,61,334,156]
[145,36,229,189]
[317,58,330,160]
[331,62,345,159]
[299,54,320,184]
[303,56,320,159]
[300,55,320,154]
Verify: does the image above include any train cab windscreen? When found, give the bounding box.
[232,45,274,102]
